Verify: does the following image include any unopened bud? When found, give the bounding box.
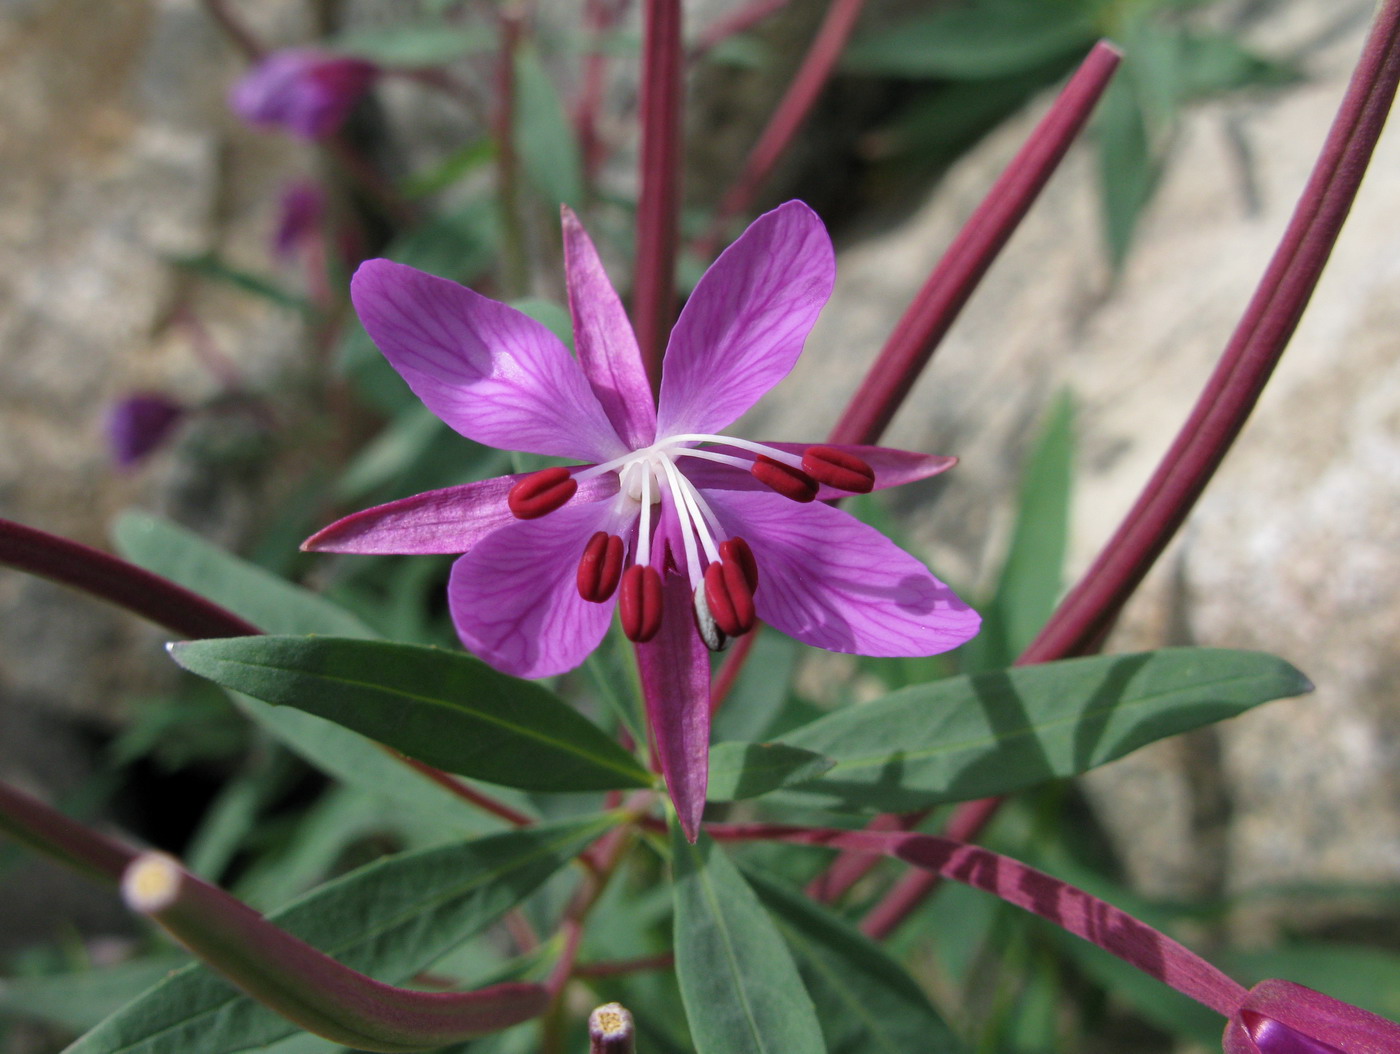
[589,1002,635,1053]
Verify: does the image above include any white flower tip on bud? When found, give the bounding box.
[121,852,184,915]
[589,1002,635,1053]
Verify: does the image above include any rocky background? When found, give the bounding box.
[0,0,1396,1028]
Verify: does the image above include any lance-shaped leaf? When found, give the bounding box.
[778,648,1310,812]
[706,743,834,802]
[67,815,611,1054]
[745,868,966,1054]
[122,853,546,1052]
[671,827,826,1054]
[170,636,653,793]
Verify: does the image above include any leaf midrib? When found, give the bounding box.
[800,667,1288,778]
[197,651,648,784]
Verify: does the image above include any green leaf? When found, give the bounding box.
[842,2,1094,80]
[166,253,313,313]
[779,649,1311,812]
[0,955,187,1033]
[706,743,834,802]
[1178,29,1298,98]
[745,869,966,1054]
[65,816,611,1054]
[964,392,1074,671]
[170,636,653,793]
[1096,73,1157,269]
[712,632,799,743]
[112,516,496,825]
[328,23,495,66]
[671,829,826,1054]
[112,512,376,639]
[513,43,584,207]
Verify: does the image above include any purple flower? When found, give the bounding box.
[107,393,185,468]
[273,180,325,260]
[1223,980,1400,1054]
[230,49,378,140]
[304,201,980,679]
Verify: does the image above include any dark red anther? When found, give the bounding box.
[751,455,817,502]
[619,564,663,642]
[719,537,758,591]
[704,558,756,638]
[507,466,577,519]
[802,445,875,493]
[577,531,625,603]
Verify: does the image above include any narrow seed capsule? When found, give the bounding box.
[619,564,663,642]
[751,455,818,502]
[802,445,875,493]
[719,536,759,591]
[704,559,756,638]
[577,531,625,602]
[507,467,577,519]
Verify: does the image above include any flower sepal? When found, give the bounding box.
[1223,980,1400,1054]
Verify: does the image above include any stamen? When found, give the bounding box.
[802,446,875,493]
[703,558,756,638]
[577,531,625,603]
[619,564,663,642]
[751,456,818,502]
[507,467,577,519]
[719,537,758,591]
[662,434,805,468]
[692,585,728,652]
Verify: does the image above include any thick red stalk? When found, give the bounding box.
[632,0,685,390]
[867,0,1400,937]
[0,517,259,639]
[0,780,137,884]
[695,0,867,260]
[715,823,1247,1017]
[829,40,1122,446]
[123,853,549,1050]
[1020,0,1400,665]
[0,518,532,828]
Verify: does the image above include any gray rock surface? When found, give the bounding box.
[755,0,1400,915]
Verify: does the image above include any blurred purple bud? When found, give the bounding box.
[1223,980,1400,1054]
[589,1002,635,1053]
[107,393,184,467]
[230,49,378,140]
[273,180,325,260]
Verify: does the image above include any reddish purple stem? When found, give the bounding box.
[0,517,259,639]
[0,780,137,884]
[714,823,1248,1017]
[695,0,868,260]
[829,40,1122,446]
[632,0,685,390]
[869,0,1400,937]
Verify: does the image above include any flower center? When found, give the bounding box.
[505,434,874,647]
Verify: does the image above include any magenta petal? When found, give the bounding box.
[351,260,628,463]
[229,50,377,140]
[447,503,620,678]
[1225,1018,1263,1054]
[562,207,657,450]
[635,571,710,841]
[1235,980,1400,1054]
[655,201,835,437]
[708,489,980,656]
[302,473,620,555]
